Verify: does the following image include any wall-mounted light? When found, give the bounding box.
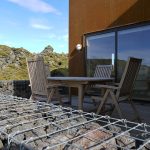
[76,44,82,51]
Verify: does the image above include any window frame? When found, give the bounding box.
[84,21,150,80]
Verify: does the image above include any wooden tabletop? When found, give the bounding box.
[47,77,114,81]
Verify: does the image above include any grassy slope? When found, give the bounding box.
[0,45,68,80]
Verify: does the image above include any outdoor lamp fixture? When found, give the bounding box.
[76,44,82,51]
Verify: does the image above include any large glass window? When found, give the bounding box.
[118,26,150,100]
[85,23,150,101]
[86,32,115,76]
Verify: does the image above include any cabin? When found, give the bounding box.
[69,0,150,101]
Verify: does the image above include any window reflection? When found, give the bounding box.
[86,32,115,76]
[118,26,150,100]
[118,26,150,65]
[85,24,150,100]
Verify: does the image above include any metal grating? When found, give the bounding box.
[0,94,149,150]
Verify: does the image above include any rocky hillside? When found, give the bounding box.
[0,45,68,80]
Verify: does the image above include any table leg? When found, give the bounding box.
[68,87,72,105]
[78,85,84,110]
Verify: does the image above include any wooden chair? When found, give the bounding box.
[44,63,63,103]
[86,65,113,105]
[92,57,142,121]
[94,65,113,78]
[44,63,51,77]
[26,56,62,104]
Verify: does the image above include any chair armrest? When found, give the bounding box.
[94,84,119,90]
[47,85,59,88]
[114,83,119,86]
[104,82,119,86]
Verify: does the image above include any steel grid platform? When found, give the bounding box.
[0,94,149,150]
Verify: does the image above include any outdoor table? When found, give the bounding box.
[47,77,114,110]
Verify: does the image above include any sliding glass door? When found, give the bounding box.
[118,26,150,100]
[85,23,150,100]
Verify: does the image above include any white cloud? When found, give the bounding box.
[8,0,61,14]
[30,19,53,30]
[31,23,52,30]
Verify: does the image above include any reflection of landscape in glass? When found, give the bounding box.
[86,32,115,76]
[118,26,150,65]
[87,59,112,76]
[118,26,150,100]
[86,24,150,100]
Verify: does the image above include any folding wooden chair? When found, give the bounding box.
[26,56,62,104]
[86,65,113,105]
[44,63,51,77]
[92,57,142,121]
[94,65,113,78]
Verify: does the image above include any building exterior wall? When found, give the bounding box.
[69,0,150,76]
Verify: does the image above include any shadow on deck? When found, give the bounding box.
[60,96,150,124]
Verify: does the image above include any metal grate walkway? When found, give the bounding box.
[0,94,149,150]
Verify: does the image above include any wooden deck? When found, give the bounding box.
[61,96,150,124]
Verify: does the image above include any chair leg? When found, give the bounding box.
[55,88,63,105]
[47,88,55,103]
[68,87,72,105]
[30,94,35,100]
[109,90,123,119]
[128,98,141,122]
[96,89,110,114]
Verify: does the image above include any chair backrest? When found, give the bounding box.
[26,56,48,96]
[94,65,113,78]
[45,63,51,77]
[117,57,142,97]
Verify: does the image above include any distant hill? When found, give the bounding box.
[0,45,68,80]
